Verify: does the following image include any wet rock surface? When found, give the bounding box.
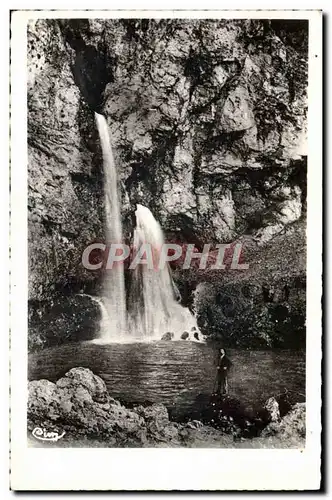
[263,396,281,423]
[27,368,305,448]
[28,19,307,350]
[261,402,305,439]
[28,294,101,352]
[161,332,174,341]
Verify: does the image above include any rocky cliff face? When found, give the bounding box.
[27,18,307,349]
[28,20,105,300]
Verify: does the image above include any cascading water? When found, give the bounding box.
[128,204,202,342]
[95,113,126,340]
[94,113,202,343]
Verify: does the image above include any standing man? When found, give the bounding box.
[215,348,232,395]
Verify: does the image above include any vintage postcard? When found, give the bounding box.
[10,9,322,490]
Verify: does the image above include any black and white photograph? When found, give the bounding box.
[9,9,322,491]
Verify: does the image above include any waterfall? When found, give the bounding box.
[128,204,202,342]
[94,114,202,343]
[95,113,126,340]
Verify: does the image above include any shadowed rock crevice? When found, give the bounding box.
[59,20,113,113]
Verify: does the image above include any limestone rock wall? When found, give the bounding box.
[28,20,105,300]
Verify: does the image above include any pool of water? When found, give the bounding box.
[28,341,305,419]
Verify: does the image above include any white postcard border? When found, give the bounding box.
[10,9,322,491]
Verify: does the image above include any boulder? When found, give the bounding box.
[261,403,305,439]
[56,367,109,403]
[161,332,174,341]
[28,368,147,445]
[135,403,180,443]
[263,396,280,423]
[186,420,203,429]
[181,331,189,340]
